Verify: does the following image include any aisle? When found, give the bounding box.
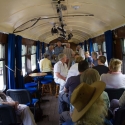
[37,95,59,125]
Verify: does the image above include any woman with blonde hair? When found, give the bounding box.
[70,69,110,125]
[101,58,125,88]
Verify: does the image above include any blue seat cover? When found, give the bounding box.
[25,82,38,88]
[41,79,52,84]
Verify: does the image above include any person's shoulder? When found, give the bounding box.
[69,75,80,80]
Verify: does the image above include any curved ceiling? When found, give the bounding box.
[0,0,125,43]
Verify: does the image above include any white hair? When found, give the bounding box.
[58,53,66,61]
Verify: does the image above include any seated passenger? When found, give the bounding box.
[71,53,79,66]
[59,60,89,114]
[110,91,125,116]
[59,69,109,125]
[70,82,107,125]
[91,51,98,67]
[101,58,125,88]
[85,51,93,67]
[66,56,83,81]
[93,56,109,75]
[0,92,36,125]
[39,53,52,74]
[54,53,68,93]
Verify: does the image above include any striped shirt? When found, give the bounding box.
[63,48,74,59]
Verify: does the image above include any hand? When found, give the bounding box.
[63,77,66,81]
[14,101,19,110]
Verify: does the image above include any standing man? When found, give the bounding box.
[76,45,85,59]
[46,45,54,60]
[54,53,68,93]
[63,43,74,68]
[54,41,63,61]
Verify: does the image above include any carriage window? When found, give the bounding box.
[31,46,36,71]
[93,43,98,52]
[22,45,27,76]
[0,44,6,91]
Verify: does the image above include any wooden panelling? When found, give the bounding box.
[92,34,105,44]
[50,37,68,43]
[22,38,37,45]
[113,38,122,60]
[0,33,8,44]
[70,42,77,51]
[114,26,125,38]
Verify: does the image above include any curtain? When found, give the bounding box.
[36,41,40,72]
[84,40,87,52]
[7,34,16,89]
[104,30,113,64]
[42,42,45,55]
[88,38,93,56]
[15,35,24,89]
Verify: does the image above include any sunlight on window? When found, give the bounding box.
[31,55,36,71]
[22,57,26,76]
[93,43,98,52]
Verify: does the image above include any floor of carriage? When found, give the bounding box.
[37,94,59,125]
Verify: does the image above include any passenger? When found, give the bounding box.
[66,56,83,81]
[54,41,63,57]
[110,91,125,116]
[91,51,98,67]
[39,53,52,75]
[85,51,93,67]
[59,68,109,125]
[93,56,109,75]
[45,45,54,60]
[70,82,107,125]
[71,53,79,66]
[101,58,125,88]
[54,53,68,93]
[63,43,74,69]
[0,92,36,125]
[76,45,85,59]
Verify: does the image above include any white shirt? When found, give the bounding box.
[54,61,68,79]
[101,72,125,88]
[79,48,85,59]
[66,63,79,81]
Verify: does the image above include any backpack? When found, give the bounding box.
[114,107,125,125]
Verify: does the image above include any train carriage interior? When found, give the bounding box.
[0,0,125,125]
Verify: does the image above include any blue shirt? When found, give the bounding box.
[46,49,54,59]
[54,46,63,55]
[92,59,98,66]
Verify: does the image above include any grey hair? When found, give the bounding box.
[58,53,66,61]
[80,68,100,85]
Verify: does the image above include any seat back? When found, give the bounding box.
[6,89,32,104]
[105,88,125,101]
[114,107,125,125]
[0,105,17,125]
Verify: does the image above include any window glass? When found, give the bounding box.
[102,42,106,52]
[22,45,27,55]
[93,43,98,52]
[0,61,5,91]
[31,46,36,54]
[22,56,26,76]
[31,54,36,71]
[0,44,5,91]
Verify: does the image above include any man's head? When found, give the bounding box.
[78,60,89,73]
[44,53,49,58]
[92,52,98,60]
[76,45,81,50]
[57,41,62,47]
[97,56,106,65]
[49,45,54,50]
[58,53,67,63]
[66,43,70,48]
[85,51,90,58]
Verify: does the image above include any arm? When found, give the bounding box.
[55,72,66,81]
[1,101,19,110]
